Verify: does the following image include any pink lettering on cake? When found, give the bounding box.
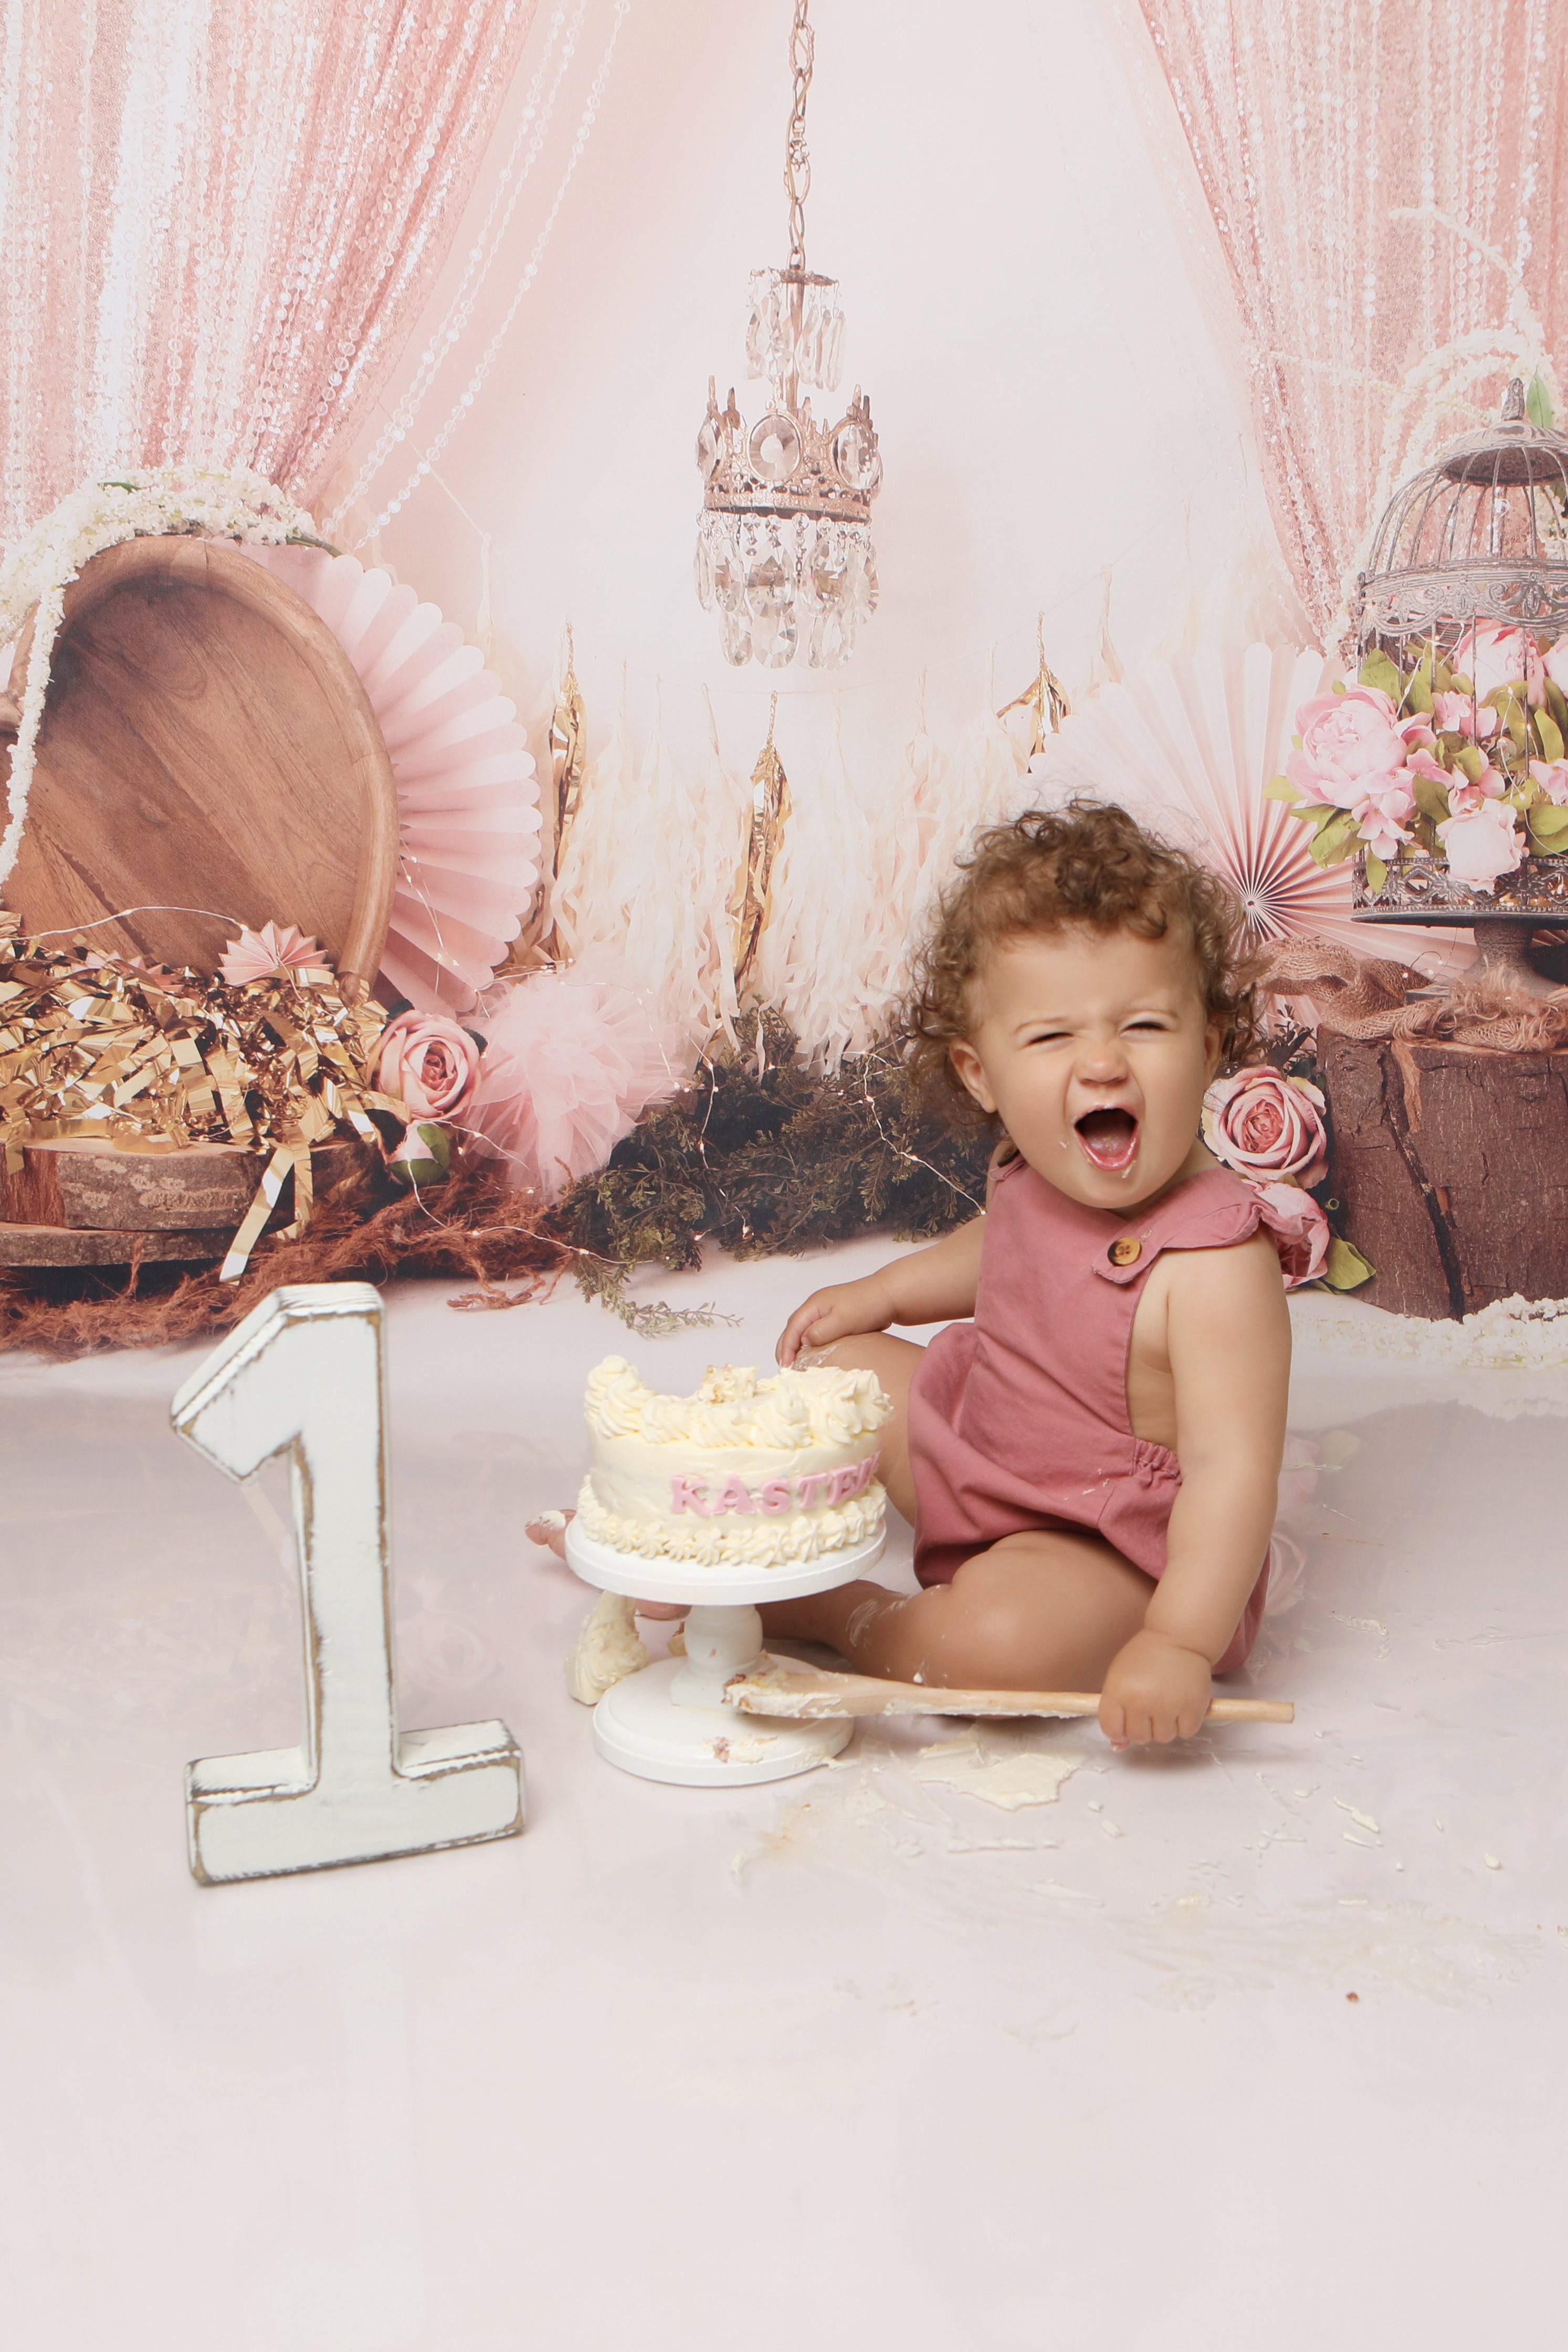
[671,1453,880,1519]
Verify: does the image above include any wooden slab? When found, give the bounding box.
[0,1221,231,1267]
[1320,1031,1568,1318]
[0,1136,372,1232]
[0,537,399,986]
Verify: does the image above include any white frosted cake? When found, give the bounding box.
[575,1356,892,1566]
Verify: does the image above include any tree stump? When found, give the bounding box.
[1318,1031,1568,1319]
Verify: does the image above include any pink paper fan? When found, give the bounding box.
[240,544,542,1015]
[219,919,324,984]
[1025,644,1475,979]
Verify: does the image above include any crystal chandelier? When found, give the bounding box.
[694,0,882,670]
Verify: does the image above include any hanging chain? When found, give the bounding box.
[784,0,814,274]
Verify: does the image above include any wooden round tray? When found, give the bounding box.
[0,536,401,989]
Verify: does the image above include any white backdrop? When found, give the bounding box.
[347,0,1308,1018]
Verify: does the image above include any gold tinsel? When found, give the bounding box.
[0,916,405,1278]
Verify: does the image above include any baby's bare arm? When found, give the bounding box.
[777,1216,986,1366]
[1101,1235,1291,1744]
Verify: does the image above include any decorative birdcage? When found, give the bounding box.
[1357,380,1568,653]
[1351,380,1568,984]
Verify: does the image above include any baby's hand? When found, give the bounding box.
[777,1272,897,1367]
[1098,1628,1212,1747]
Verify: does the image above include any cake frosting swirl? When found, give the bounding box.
[575,1356,892,1566]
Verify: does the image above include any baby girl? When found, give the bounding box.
[763,799,1296,1746]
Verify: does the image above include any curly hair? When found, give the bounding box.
[902,798,1266,1125]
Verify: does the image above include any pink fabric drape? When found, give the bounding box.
[0,0,538,546]
[1133,2,1568,640]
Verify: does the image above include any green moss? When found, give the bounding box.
[552,1012,992,1289]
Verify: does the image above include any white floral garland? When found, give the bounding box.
[0,466,331,891]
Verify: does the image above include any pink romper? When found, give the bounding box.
[907,1156,1292,1674]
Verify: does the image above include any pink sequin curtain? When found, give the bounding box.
[0,0,538,547]
[1133,1,1568,640]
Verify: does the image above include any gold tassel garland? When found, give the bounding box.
[997,614,1071,754]
[523,624,588,971]
[730,693,791,1006]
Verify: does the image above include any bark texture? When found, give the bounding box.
[1320,1032,1568,1320]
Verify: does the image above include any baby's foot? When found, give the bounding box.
[525,1506,687,1621]
[526,1507,571,1561]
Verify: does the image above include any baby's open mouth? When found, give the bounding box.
[1075,1106,1140,1171]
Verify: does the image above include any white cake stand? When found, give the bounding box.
[565,1520,887,1787]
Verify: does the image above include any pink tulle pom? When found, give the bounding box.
[466,962,685,1201]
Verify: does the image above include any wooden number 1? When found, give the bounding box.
[171,1283,523,1884]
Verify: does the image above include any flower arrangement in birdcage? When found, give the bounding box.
[1267,622,1568,902]
[1266,379,1568,925]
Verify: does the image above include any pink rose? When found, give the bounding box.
[1436,800,1525,889]
[1431,689,1497,740]
[1451,622,1545,707]
[1202,1067,1328,1188]
[374,1009,480,1120]
[1398,716,1436,751]
[1543,636,1568,696]
[1535,760,1568,806]
[1446,763,1509,818]
[1248,1181,1331,1289]
[1287,686,1408,808]
[1354,778,1415,860]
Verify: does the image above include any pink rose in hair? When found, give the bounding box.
[1287,687,1408,808]
[1451,622,1545,707]
[374,1009,480,1121]
[1436,800,1525,889]
[1203,1067,1328,1189]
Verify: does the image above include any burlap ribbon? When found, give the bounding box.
[1262,940,1568,1052]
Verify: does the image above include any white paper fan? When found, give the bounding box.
[243,544,542,1013]
[1024,644,1474,976]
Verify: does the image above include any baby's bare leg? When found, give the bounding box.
[760,1529,1155,1691]
[796,1331,923,1524]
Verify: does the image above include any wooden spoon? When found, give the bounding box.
[725,1661,1293,1725]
